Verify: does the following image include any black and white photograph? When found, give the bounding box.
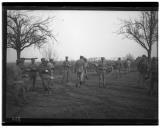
[2,2,158,125]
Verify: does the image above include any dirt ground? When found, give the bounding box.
[6,71,158,119]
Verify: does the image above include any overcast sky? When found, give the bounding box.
[7,10,157,62]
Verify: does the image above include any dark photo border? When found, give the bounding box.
[2,2,159,125]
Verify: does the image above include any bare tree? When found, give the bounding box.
[118,11,158,62]
[7,11,56,60]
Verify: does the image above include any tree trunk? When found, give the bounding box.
[148,48,151,62]
[147,49,151,77]
[16,50,21,61]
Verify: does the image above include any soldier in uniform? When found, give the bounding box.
[39,58,51,93]
[116,57,122,79]
[97,57,107,88]
[137,55,148,88]
[29,58,37,91]
[47,59,55,77]
[127,58,131,73]
[83,57,88,81]
[47,59,55,86]
[63,56,71,83]
[75,56,85,87]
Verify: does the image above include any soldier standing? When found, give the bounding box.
[116,57,122,79]
[83,57,88,81]
[39,58,51,92]
[127,58,131,73]
[63,56,71,83]
[47,59,55,87]
[47,59,55,78]
[97,57,107,88]
[75,56,85,87]
[137,55,148,88]
[29,58,37,91]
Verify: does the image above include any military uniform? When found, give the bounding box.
[127,60,131,72]
[47,61,55,79]
[63,60,71,82]
[97,59,107,87]
[39,60,51,92]
[47,60,55,89]
[137,56,148,87]
[83,58,88,80]
[116,58,122,78]
[29,62,37,90]
[117,59,122,71]
[75,58,85,87]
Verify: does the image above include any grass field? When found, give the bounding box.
[6,66,158,119]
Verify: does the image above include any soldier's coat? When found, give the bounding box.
[97,61,107,87]
[115,59,122,78]
[63,60,71,82]
[29,63,37,90]
[126,60,132,72]
[136,56,149,88]
[47,62,55,79]
[38,62,51,92]
[75,58,85,86]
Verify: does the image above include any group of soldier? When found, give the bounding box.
[63,56,89,87]
[13,57,55,104]
[13,55,109,98]
[114,55,158,95]
[13,55,135,94]
[136,55,158,95]
[11,54,157,105]
[115,57,132,78]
